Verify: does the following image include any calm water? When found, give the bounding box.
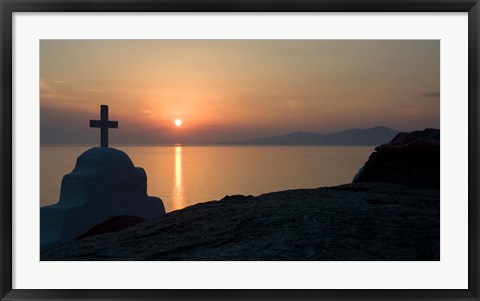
[40,145,374,212]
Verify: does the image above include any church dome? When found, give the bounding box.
[73,147,134,173]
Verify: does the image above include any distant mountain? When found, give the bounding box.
[220,126,401,146]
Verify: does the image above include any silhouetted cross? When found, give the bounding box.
[90,105,118,147]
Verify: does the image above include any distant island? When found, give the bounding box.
[219,126,400,146]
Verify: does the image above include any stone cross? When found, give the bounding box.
[89,105,118,148]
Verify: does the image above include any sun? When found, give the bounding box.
[174,119,182,127]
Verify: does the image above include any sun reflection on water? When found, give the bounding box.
[172,145,185,210]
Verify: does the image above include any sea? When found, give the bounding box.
[40,145,374,212]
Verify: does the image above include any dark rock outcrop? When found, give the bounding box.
[353,128,439,189]
[221,194,253,201]
[41,183,439,261]
[76,216,146,240]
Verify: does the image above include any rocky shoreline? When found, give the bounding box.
[41,129,440,261]
[41,182,439,261]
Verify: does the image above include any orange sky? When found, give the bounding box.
[40,40,439,145]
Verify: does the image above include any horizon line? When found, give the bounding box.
[40,143,382,147]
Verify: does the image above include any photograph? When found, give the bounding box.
[39,39,440,261]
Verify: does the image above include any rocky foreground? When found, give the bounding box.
[41,128,440,261]
[41,182,439,261]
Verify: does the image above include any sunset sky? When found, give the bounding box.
[40,40,439,145]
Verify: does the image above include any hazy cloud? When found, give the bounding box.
[88,88,106,93]
[423,91,440,98]
[141,110,162,119]
[52,80,69,84]
[40,80,82,103]
[287,100,298,109]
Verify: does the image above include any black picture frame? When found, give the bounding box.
[1,0,479,300]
